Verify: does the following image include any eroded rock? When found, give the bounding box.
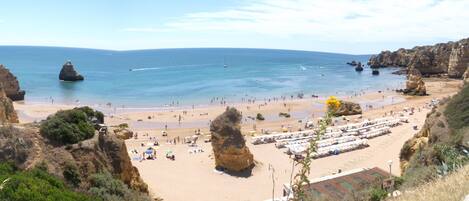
[402,68,427,96]
[0,64,25,101]
[210,107,254,172]
[59,61,84,81]
[334,101,362,116]
[0,83,19,123]
[368,38,469,78]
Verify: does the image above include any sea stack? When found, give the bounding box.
[210,107,254,172]
[59,60,84,81]
[0,83,19,123]
[0,64,25,101]
[355,62,364,72]
[403,68,427,96]
[372,68,380,75]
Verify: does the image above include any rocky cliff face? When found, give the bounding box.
[464,68,469,82]
[368,38,469,78]
[448,40,469,78]
[0,125,148,194]
[0,64,25,101]
[210,107,254,172]
[0,84,19,123]
[334,101,362,116]
[59,61,84,81]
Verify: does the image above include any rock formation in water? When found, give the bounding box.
[355,62,364,71]
[210,107,254,172]
[402,68,427,96]
[346,60,358,66]
[368,38,469,78]
[0,84,19,123]
[59,61,84,81]
[334,101,362,116]
[0,64,25,101]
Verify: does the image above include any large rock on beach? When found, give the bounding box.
[210,107,254,172]
[334,101,362,116]
[0,83,19,123]
[59,61,84,81]
[402,68,427,96]
[0,64,25,101]
[368,37,469,78]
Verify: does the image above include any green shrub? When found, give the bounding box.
[0,162,96,201]
[368,187,388,201]
[63,163,81,187]
[444,84,469,130]
[40,107,103,144]
[89,172,150,201]
[256,113,265,121]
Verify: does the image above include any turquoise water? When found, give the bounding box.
[0,46,405,107]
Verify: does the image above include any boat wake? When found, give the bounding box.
[129,67,161,72]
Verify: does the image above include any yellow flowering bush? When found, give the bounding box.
[326,96,341,112]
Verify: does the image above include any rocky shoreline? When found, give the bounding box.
[368,38,469,79]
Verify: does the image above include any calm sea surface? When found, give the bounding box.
[0,46,405,107]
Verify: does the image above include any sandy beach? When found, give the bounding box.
[13,78,464,201]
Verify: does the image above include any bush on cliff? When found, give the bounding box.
[0,162,96,201]
[40,107,104,144]
[444,84,469,130]
[88,171,151,201]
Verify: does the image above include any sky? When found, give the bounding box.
[0,0,468,54]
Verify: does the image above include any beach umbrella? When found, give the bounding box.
[145,149,153,155]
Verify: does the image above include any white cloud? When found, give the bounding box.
[158,0,469,43]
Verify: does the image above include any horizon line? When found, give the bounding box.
[0,45,372,56]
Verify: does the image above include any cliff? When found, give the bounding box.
[0,64,25,101]
[0,84,19,123]
[399,84,468,189]
[368,38,469,78]
[0,125,148,193]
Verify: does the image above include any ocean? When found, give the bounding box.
[0,46,405,107]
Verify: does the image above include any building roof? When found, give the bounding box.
[300,167,390,200]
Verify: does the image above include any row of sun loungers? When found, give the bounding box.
[251,116,407,158]
[286,139,369,157]
[252,117,402,145]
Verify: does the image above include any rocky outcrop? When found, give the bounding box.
[96,134,148,192]
[355,62,364,72]
[59,61,84,81]
[0,84,19,123]
[368,38,469,78]
[402,68,427,96]
[334,101,362,116]
[0,64,25,101]
[0,124,148,194]
[210,107,254,172]
[111,127,134,140]
[448,40,469,78]
[346,60,358,66]
[464,67,469,82]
